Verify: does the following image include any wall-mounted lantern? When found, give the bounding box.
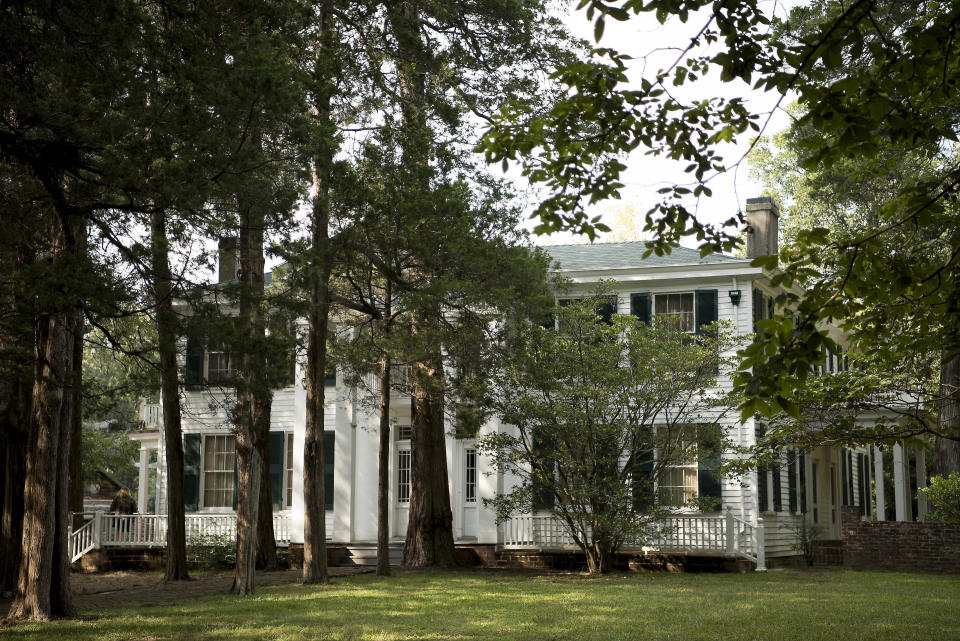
[728,289,742,306]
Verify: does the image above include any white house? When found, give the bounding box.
[76,197,919,569]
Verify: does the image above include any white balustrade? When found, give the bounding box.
[69,512,296,559]
[499,511,762,566]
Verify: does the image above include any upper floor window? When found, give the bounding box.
[206,345,233,385]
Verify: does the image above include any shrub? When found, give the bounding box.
[187,533,237,570]
[919,473,960,523]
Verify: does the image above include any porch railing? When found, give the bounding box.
[499,510,765,570]
[69,512,300,563]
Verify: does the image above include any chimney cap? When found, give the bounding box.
[745,196,780,216]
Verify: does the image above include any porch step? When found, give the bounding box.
[339,542,404,567]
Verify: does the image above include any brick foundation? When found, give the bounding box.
[285,543,348,569]
[496,550,753,573]
[840,506,960,573]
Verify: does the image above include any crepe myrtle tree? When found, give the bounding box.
[479,291,740,574]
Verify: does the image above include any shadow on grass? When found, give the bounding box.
[4,570,960,641]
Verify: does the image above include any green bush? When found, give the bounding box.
[187,533,237,570]
[919,472,960,523]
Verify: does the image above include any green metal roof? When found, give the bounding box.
[542,241,747,271]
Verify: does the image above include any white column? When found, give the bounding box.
[153,449,161,513]
[873,445,885,521]
[138,445,150,514]
[916,449,928,521]
[892,442,911,522]
[291,350,307,545]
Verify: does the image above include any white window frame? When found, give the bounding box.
[284,432,295,509]
[654,292,696,334]
[465,448,477,504]
[397,425,411,504]
[205,345,233,385]
[200,433,236,511]
[655,425,699,508]
[397,449,411,504]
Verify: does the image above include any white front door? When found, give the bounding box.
[456,442,480,540]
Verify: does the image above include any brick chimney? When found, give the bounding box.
[745,197,780,261]
[218,237,239,283]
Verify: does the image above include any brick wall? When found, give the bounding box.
[841,506,960,573]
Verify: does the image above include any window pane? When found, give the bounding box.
[398,450,411,503]
[465,449,477,503]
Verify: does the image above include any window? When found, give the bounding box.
[465,448,477,503]
[206,345,233,385]
[398,449,411,503]
[285,433,295,508]
[396,425,412,441]
[658,425,698,506]
[655,293,695,333]
[202,434,235,508]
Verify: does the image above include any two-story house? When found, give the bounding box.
[106,197,896,570]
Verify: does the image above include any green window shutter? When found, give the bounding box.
[695,290,718,335]
[847,450,855,509]
[270,431,285,511]
[185,336,205,390]
[799,452,807,513]
[324,364,336,387]
[787,453,798,513]
[630,293,651,325]
[324,431,335,510]
[752,288,763,330]
[841,449,849,506]
[539,311,555,330]
[183,434,201,512]
[696,424,722,509]
[857,453,867,514]
[632,446,655,512]
[233,449,238,510]
[772,461,782,512]
[755,423,768,512]
[596,298,616,325]
[531,431,555,511]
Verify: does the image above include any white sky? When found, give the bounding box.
[524,0,804,247]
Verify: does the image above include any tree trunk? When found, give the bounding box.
[387,0,456,570]
[256,424,278,570]
[68,313,84,530]
[933,274,960,477]
[9,305,76,620]
[1,424,26,597]
[585,526,615,575]
[377,343,392,577]
[933,350,960,476]
[0,236,31,597]
[233,185,273,590]
[231,431,261,595]
[402,346,456,568]
[303,0,334,586]
[150,210,190,581]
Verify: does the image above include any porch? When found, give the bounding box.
[69,512,298,563]
[498,511,766,570]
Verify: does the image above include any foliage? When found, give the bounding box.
[187,534,237,571]
[920,473,960,524]
[478,0,960,455]
[80,428,139,491]
[9,572,960,641]
[480,288,739,573]
[785,518,822,567]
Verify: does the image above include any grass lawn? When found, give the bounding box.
[4,569,960,640]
